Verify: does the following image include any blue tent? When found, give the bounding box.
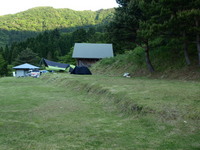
[71,66,92,75]
[42,58,70,71]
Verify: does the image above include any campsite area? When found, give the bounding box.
[0,74,199,149]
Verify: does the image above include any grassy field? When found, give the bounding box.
[0,74,199,150]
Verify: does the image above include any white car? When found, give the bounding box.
[30,70,40,78]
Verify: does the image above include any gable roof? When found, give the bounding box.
[72,43,114,59]
[13,63,39,70]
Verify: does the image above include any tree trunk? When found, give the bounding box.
[144,41,155,72]
[183,31,191,65]
[195,18,200,66]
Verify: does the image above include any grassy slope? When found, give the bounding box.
[0,74,199,149]
[91,47,200,80]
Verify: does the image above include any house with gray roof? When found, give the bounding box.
[13,63,39,77]
[72,43,114,67]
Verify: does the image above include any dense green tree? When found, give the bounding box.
[0,52,8,76]
[0,7,115,48]
[11,46,19,64]
[87,27,96,40]
[14,48,39,65]
[3,45,11,63]
[178,8,200,66]
[153,0,200,65]
[4,26,109,67]
[109,0,200,71]
[72,28,87,43]
[109,0,156,72]
[59,33,73,55]
[58,48,76,65]
[0,47,5,60]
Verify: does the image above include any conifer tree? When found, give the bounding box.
[109,0,156,72]
[14,48,39,65]
[0,52,8,76]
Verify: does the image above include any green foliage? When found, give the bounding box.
[3,26,111,67]
[92,38,200,77]
[0,7,114,68]
[72,28,87,43]
[98,48,145,68]
[13,48,40,65]
[92,47,145,75]
[0,7,115,47]
[149,38,188,71]
[126,47,145,66]
[0,52,8,76]
[6,65,14,76]
[58,48,76,65]
[108,0,200,71]
[0,7,114,31]
[98,57,116,66]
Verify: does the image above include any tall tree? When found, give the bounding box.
[72,28,87,43]
[0,52,8,76]
[3,45,11,64]
[155,0,200,65]
[14,48,39,65]
[109,0,156,72]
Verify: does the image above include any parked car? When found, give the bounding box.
[30,70,40,78]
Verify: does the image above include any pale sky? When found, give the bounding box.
[0,0,118,16]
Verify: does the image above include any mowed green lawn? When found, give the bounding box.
[0,75,199,150]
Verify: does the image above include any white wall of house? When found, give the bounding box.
[16,70,26,77]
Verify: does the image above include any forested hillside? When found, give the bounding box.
[0,27,107,67]
[0,7,114,47]
[0,0,200,78]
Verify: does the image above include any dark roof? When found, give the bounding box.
[72,43,114,59]
[42,58,69,69]
[13,63,39,70]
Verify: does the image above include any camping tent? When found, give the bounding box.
[71,66,92,75]
[41,58,70,71]
[66,64,76,73]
